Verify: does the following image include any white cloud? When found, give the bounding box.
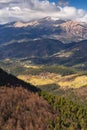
[55,6,86,20]
[0,0,12,3]
[0,0,87,24]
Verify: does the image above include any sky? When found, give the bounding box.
[49,0,87,10]
[0,0,87,24]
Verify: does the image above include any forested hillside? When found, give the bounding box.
[0,68,87,130]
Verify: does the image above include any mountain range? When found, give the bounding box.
[13,17,87,43]
[0,17,87,129]
[0,17,87,69]
[0,17,87,44]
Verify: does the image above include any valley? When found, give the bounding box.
[0,17,87,129]
[0,0,87,129]
[0,58,87,104]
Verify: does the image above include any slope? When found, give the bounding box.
[0,68,57,130]
[0,68,87,130]
[0,38,64,59]
[0,68,40,92]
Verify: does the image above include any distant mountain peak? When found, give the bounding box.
[0,17,87,45]
[14,21,39,28]
[60,20,87,38]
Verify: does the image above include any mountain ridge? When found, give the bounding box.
[0,17,87,45]
[0,17,87,68]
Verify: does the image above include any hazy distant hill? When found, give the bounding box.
[45,40,87,66]
[0,38,86,67]
[0,39,64,59]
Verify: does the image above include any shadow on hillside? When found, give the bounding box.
[0,68,40,93]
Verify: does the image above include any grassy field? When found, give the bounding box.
[0,59,87,104]
[18,71,87,104]
[0,59,87,89]
[18,73,87,89]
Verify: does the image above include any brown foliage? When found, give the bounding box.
[0,86,57,130]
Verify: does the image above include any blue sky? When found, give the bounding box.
[70,0,87,10]
[49,0,87,10]
[0,0,87,24]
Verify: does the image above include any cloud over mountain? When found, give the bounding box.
[0,0,87,24]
